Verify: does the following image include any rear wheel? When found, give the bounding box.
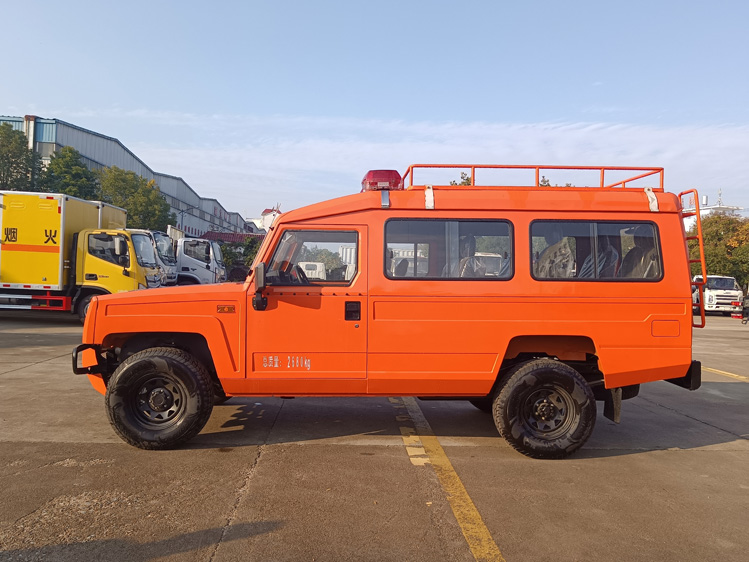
[493,359,596,459]
[105,347,214,450]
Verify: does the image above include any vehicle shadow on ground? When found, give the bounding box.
[1,521,281,562]
[190,381,748,459]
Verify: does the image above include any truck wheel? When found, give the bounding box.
[105,347,214,450]
[493,359,596,459]
[77,294,95,323]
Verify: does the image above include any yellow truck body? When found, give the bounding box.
[0,191,160,318]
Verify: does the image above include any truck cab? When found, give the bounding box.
[692,275,743,316]
[150,230,178,286]
[74,229,162,318]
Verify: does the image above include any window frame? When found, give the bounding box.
[265,228,359,287]
[383,218,514,281]
[529,219,664,282]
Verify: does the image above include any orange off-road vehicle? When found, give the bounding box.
[73,165,707,458]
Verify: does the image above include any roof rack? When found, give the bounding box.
[401,164,664,191]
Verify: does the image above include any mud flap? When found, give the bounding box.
[603,387,622,423]
[666,361,701,391]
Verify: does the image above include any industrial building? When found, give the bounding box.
[0,115,259,235]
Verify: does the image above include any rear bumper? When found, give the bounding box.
[666,360,701,391]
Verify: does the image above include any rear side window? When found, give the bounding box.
[385,219,512,279]
[266,230,358,286]
[531,221,661,280]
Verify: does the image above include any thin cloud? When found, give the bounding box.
[35,109,749,218]
[127,117,749,217]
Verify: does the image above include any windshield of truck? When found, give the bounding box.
[153,233,177,264]
[132,234,158,267]
[211,241,224,266]
[706,277,739,291]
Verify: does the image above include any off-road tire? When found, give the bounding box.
[105,347,214,450]
[493,359,596,459]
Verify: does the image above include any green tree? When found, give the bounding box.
[450,172,472,186]
[688,213,749,287]
[38,146,98,199]
[0,123,40,191]
[98,166,175,230]
[300,246,343,271]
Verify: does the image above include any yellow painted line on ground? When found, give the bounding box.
[703,366,749,382]
[401,397,505,562]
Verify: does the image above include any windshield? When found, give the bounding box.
[211,241,224,266]
[706,277,738,290]
[153,232,177,264]
[132,234,158,267]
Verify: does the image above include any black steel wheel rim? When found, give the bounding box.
[520,384,577,437]
[132,374,187,427]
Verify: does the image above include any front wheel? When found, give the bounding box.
[76,293,96,323]
[105,347,214,450]
[493,359,596,459]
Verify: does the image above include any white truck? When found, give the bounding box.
[150,230,178,285]
[693,275,743,316]
[167,225,226,285]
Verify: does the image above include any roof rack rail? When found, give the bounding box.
[401,164,664,191]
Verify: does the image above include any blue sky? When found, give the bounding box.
[2,0,748,218]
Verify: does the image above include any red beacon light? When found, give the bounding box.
[361,170,403,192]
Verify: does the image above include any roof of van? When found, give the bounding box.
[277,168,680,225]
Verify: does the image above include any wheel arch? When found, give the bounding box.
[490,335,602,396]
[74,286,110,308]
[503,335,596,363]
[103,331,222,392]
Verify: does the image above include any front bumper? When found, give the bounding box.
[72,343,105,375]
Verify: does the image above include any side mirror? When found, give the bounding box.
[252,262,267,311]
[118,255,128,267]
[255,262,266,291]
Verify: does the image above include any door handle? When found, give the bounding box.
[345,301,361,321]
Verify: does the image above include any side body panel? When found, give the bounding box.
[0,192,66,289]
[0,193,127,291]
[365,199,693,395]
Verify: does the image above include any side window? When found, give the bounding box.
[88,233,130,267]
[266,230,358,286]
[531,221,661,280]
[184,240,211,263]
[385,219,512,280]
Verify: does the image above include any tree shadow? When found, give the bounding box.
[1,521,281,562]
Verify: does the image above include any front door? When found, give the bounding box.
[247,227,367,395]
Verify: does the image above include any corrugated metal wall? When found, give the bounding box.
[0,116,25,132]
[6,117,250,234]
